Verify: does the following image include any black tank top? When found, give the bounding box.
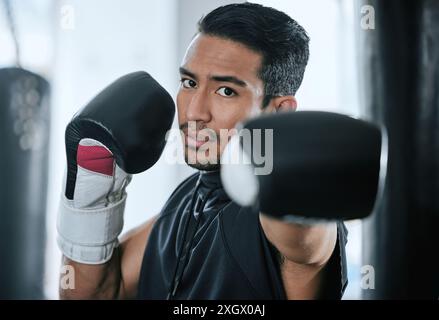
[137,170,348,299]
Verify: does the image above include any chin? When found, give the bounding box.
[187,163,221,171]
[184,150,221,171]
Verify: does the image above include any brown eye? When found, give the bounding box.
[181,79,197,88]
[216,87,236,97]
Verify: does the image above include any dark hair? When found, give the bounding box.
[198,2,310,107]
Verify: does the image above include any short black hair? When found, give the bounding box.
[198,2,310,107]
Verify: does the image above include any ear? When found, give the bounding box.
[272,96,297,112]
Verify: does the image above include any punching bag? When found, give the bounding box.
[0,67,50,299]
[359,0,438,299]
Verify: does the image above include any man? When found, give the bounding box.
[58,3,348,299]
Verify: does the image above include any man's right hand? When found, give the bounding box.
[58,138,132,264]
[57,71,175,265]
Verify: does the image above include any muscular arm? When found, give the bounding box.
[259,213,337,299]
[59,215,157,300]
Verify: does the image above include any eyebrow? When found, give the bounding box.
[179,67,247,87]
[179,67,197,80]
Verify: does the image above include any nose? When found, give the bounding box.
[185,89,211,124]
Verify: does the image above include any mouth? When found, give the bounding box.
[185,133,207,148]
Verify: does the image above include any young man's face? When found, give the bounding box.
[177,34,265,170]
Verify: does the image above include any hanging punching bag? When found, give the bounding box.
[0,67,50,299]
[359,0,438,299]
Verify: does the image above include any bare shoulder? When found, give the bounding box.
[118,215,158,299]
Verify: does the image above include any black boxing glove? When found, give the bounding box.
[57,71,175,264]
[220,111,386,221]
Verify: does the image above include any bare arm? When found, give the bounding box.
[59,215,158,300]
[259,213,337,299]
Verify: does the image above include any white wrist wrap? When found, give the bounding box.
[57,192,126,264]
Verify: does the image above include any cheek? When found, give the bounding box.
[176,90,187,124]
[211,97,256,130]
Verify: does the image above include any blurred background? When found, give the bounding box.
[1,0,436,300]
[0,0,363,299]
